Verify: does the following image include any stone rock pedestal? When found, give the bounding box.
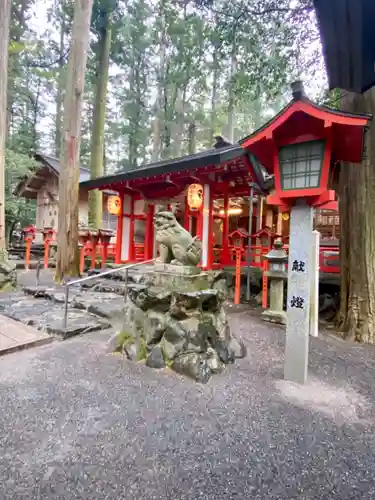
[115,264,246,383]
[0,250,17,292]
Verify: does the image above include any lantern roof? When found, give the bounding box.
[229,228,249,238]
[239,82,371,175]
[252,226,280,239]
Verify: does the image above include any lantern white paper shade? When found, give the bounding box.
[279,140,325,190]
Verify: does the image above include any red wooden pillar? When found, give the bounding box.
[201,184,213,269]
[197,206,203,240]
[184,196,190,231]
[207,188,214,270]
[221,191,230,266]
[129,197,135,262]
[115,191,124,264]
[144,203,155,260]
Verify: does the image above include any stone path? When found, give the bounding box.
[0,268,146,345]
[0,312,375,499]
[0,314,52,355]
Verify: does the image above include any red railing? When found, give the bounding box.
[318,246,340,274]
[75,238,341,275]
[134,243,145,261]
[103,242,340,274]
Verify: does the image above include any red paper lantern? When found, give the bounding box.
[187,184,203,210]
[107,195,122,215]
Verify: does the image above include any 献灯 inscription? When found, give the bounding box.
[284,201,313,384]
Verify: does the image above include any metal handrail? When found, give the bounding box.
[63,259,155,330]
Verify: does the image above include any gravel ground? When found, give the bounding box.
[1,311,375,500]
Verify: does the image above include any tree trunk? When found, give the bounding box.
[0,0,12,255]
[152,5,166,162]
[227,27,237,143]
[88,14,112,229]
[209,46,219,147]
[187,121,196,155]
[174,87,186,157]
[55,11,65,157]
[56,0,94,281]
[337,88,375,343]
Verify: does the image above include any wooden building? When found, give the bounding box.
[15,152,118,240]
[18,86,353,275]
[79,83,368,276]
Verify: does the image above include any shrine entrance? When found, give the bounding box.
[81,143,268,271]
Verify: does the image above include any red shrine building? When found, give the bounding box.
[77,84,372,275]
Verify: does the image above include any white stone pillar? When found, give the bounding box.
[121,194,132,261]
[284,200,313,384]
[310,229,320,337]
[201,184,210,268]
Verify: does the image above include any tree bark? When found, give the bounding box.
[227,26,237,143]
[152,4,166,162]
[0,0,12,254]
[56,0,94,281]
[209,45,219,147]
[88,14,112,229]
[55,10,65,157]
[174,87,186,157]
[187,121,196,155]
[337,88,375,343]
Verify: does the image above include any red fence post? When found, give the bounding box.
[234,249,241,305]
[262,259,268,309]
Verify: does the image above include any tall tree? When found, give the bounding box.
[88,0,117,228]
[0,0,12,257]
[337,89,375,343]
[56,0,94,281]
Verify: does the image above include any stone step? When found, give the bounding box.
[86,265,153,283]
[80,279,127,295]
[27,287,125,317]
[22,286,126,320]
[0,314,53,356]
[0,288,115,339]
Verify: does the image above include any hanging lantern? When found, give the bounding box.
[281,212,290,221]
[107,195,122,216]
[187,184,203,210]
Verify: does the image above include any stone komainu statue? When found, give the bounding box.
[154,211,202,266]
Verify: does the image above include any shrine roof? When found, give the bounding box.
[15,153,117,199]
[313,0,375,93]
[80,144,268,194]
[15,152,91,199]
[239,83,371,173]
[239,95,371,148]
[35,153,91,183]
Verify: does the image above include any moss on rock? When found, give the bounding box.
[115,330,135,352]
[136,337,148,361]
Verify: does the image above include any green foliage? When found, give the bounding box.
[4,149,37,242]
[8,0,325,172]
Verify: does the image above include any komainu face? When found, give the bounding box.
[154,211,178,232]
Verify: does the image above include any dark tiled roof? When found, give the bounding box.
[80,145,268,193]
[34,152,90,183]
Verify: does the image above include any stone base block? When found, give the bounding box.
[261,309,287,325]
[153,263,201,276]
[148,270,209,292]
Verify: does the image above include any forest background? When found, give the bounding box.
[7,0,329,236]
